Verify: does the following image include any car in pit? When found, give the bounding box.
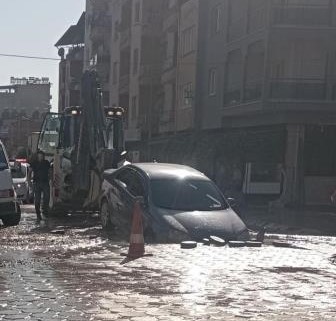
[99,163,249,243]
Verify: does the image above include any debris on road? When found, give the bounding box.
[245,241,262,248]
[228,241,246,248]
[202,238,210,245]
[210,236,226,247]
[180,241,197,249]
[50,229,66,235]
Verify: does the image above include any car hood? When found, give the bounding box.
[157,207,249,241]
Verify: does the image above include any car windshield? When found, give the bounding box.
[150,178,228,211]
[0,145,8,170]
[11,165,27,179]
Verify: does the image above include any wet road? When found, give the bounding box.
[0,205,336,321]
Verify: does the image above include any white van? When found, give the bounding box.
[0,140,21,226]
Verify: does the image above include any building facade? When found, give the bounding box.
[55,13,85,112]
[0,77,51,156]
[109,0,165,155]
[199,0,336,206]
[0,77,51,118]
[77,0,336,207]
[85,0,112,107]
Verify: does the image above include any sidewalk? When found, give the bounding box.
[244,206,336,236]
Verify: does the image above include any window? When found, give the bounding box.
[182,83,193,106]
[181,26,196,56]
[151,179,228,211]
[211,6,221,35]
[112,62,118,84]
[209,69,217,96]
[131,96,137,120]
[134,2,140,23]
[115,169,145,197]
[133,49,139,75]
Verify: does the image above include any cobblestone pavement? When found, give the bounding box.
[0,205,336,320]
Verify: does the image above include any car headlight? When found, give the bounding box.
[16,184,21,189]
[162,215,190,242]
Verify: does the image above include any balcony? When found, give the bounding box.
[244,80,262,102]
[119,74,130,93]
[96,63,110,84]
[139,65,161,84]
[159,109,175,133]
[90,13,111,42]
[269,78,328,101]
[163,57,176,72]
[120,29,131,48]
[272,4,332,27]
[223,89,241,106]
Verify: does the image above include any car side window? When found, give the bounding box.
[115,169,133,189]
[115,169,145,197]
[128,173,145,197]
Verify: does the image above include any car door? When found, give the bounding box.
[113,168,146,228]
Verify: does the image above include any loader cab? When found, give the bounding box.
[38,107,82,158]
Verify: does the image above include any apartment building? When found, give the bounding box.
[85,0,112,106]
[55,13,85,112]
[0,77,51,156]
[0,77,51,119]
[199,0,336,206]
[76,0,336,206]
[110,0,164,155]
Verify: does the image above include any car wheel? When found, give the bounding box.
[2,206,21,227]
[100,199,113,230]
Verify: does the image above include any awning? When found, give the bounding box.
[55,12,85,47]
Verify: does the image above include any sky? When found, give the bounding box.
[0,0,85,111]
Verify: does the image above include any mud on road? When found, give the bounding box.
[0,205,336,320]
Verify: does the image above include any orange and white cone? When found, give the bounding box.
[127,200,145,259]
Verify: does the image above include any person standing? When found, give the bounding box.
[29,151,50,221]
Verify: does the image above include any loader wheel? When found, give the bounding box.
[100,199,114,230]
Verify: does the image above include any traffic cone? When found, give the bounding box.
[127,200,145,259]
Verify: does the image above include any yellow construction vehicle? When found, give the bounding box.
[37,70,126,214]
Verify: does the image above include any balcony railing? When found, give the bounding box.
[269,78,327,100]
[244,80,262,102]
[120,29,131,47]
[223,88,241,106]
[139,65,161,79]
[119,74,130,92]
[163,57,176,71]
[272,4,331,27]
[159,109,175,124]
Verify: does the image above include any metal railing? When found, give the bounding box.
[272,4,331,27]
[269,78,327,100]
[120,29,131,46]
[244,81,262,102]
[223,88,241,106]
[159,109,175,124]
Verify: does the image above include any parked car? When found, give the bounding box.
[10,161,33,203]
[99,163,249,243]
[0,140,21,226]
